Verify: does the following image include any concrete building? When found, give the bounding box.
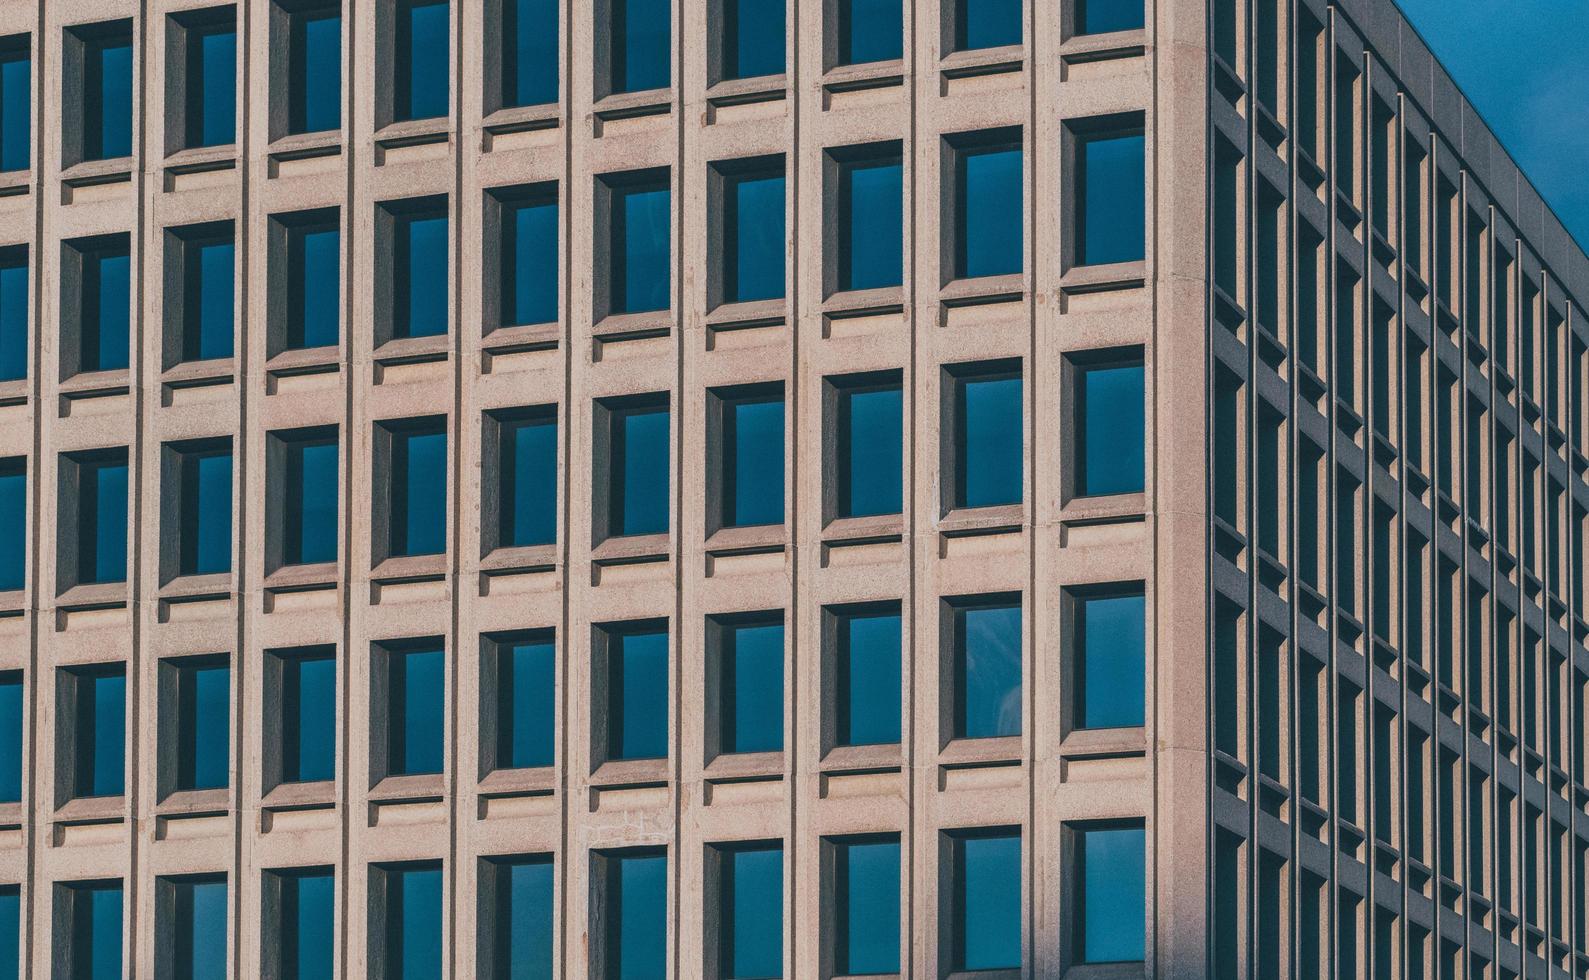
[0,0,1583,976]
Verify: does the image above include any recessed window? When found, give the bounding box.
[1072,821,1146,964]
[951,0,1021,51]
[593,621,669,764]
[373,641,445,780]
[159,655,230,795]
[262,867,334,980]
[595,394,670,541]
[944,829,1021,972]
[0,37,31,172]
[709,842,783,978]
[718,0,785,81]
[600,170,671,318]
[271,208,340,353]
[827,371,902,520]
[65,21,133,164]
[391,0,449,123]
[266,645,336,787]
[1073,0,1143,34]
[57,663,126,803]
[0,245,25,381]
[828,603,902,748]
[487,408,557,551]
[1072,120,1145,266]
[710,383,785,530]
[165,222,235,366]
[602,0,670,96]
[481,631,555,773]
[826,835,900,975]
[157,874,227,980]
[59,449,129,589]
[945,595,1022,740]
[708,614,784,758]
[0,671,21,802]
[947,130,1022,280]
[376,417,447,561]
[55,880,123,980]
[489,185,558,331]
[713,158,785,306]
[0,885,17,976]
[168,8,236,151]
[370,862,443,980]
[274,1,341,136]
[379,198,449,342]
[1069,586,1145,730]
[829,143,902,293]
[836,0,902,65]
[478,855,554,980]
[62,234,131,377]
[268,426,339,570]
[497,0,558,109]
[590,849,667,979]
[163,438,233,579]
[945,360,1023,511]
[0,457,23,592]
[1071,351,1145,497]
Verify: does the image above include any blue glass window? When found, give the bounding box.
[1075,357,1144,496]
[596,849,666,979]
[287,5,340,135]
[278,427,338,567]
[0,39,29,172]
[832,837,899,975]
[180,16,235,148]
[176,226,234,362]
[604,397,670,538]
[502,0,557,107]
[498,190,558,328]
[383,643,444,777]
[1077,823,1146,963]
[1075,0,1143,34]
[283,211,339,350]
[481,856,554,980]
[389,202,448,340]
[270,868,334,980]
[491,633,554,770]
[718,387,784,528]
[954,0,1021,51]
[952,136,1022,279]
[69,451,128,587]
[394,0,449,122]
[951,364,1022,509]
[62,880,123,980]
[378,863,442,980]
[833,605,901,747]
[0,459,23,592]
[1074,589,1144,729]
[609,0,670,94]
[720,165,784,304]
[0,672,20,802]
[78,25,132,162]
[385,420,447,558]
[66,665,125,799]
[838,0,902,64]
[834,149,902,292]
[175,441,232,577]
[603,623,668,762]
[833,374,901,519]
[72,236,131,375]
[951,598,1021,739]
[717,843,782,979]
[166,876,227,980]
[0,885,17,980]
[607,174,670,315]
[0,246,24,381]
[172,659,229,792]
[277,647,336,784]
[496,411,557,549]
[951,831,1021,971]
[715,616,783,755]
[1075,129,1145,266]
[722,0,785,80]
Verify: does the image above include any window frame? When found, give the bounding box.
[268,0,342,140]
[57,447,130,592]
[824,140,904,297]
[60,233,132,381]
[267,206,341,357]
[704,839,785,980]
[942,127,1024,284]
[1061,582,1148,739]
[52,879,125,980]
[822,600,904,756]
[594,168,673,322]
[160,436,234,583]
[704,611,786,764]
[940,592,1024,746]
[369,638,447,785]
[261,866,336,980]
[156,653,232,799]
[376,195,451,347]
[706,381,787,535]
[154,873,229,980]
[940,358,1024,516]
[162,220,237,369]
[164,6,237,153]
[54,662,127,807]
[483,182,560,336]
[479,629,557,779]
[265,424,340,574]
[939,826,1023,977]
[1064,346,1146,503]
[262,645,338,794]
[823,369,904,525]
[483,405,559,556]
[589,847,669,980]
[1064,113,1147,271]
[592,392,671,545]
[62,20,134,167]
[590,619,671,771]
[367,861,445,980]
[372,415,449,566]
[477,853,556,980]
[709,155,787,309]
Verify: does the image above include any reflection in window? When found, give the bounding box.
[265,867,334,980]
[1076,822,1146,963]
[373,863,443,980]
[606,173,671,316]
[833,147,902,293]
[948,830,1021,971]
[713,843,783,978]
[831,837,899,975]
[949,598,1022,740]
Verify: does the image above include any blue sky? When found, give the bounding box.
[1395,0,1589,250]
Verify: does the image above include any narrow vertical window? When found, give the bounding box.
[392,0,449,122]
[947,596,1022,740]
[167,223,235,365]
[61,449,129,588]
[0,37,31,172]
[710,614,784,757]
[166,439,233,578]
[499,0,558,108]
[171,9,236,150]
[947,361,1023,510]
[720,0,785,81]
[829,836,900,975]
[1071,586,1145,730]
[946,829,1021,972]
[269,646,337,787]
[712,384,785,530]
[836,0,902,65]
[829,372,903,520]
[493,186,558,330]
[68,22,133,164]
[483,632,555,772]
[263,867,334,980]
[382,198,449,341]
[602,171,671,317]
[371,863,443,980]
[715,159,786,305]
[711,842,783,978]
[0,246,25,381]
[591,849,667,979]
[597,395,670,540]
[479,855,554,980]
[159,875,227,980]
[830,144,903,293]
[63,235,132,377]
[279,2,341,135]
[270,426,339,568]
[1072,352,1145,497]
[0,458,23,592]
[1073,0,1142,34]
[595,621,669,763]
[489,408,557,550]
[379,418,447,560]
[828,604,902,748]
[375,642,445,779]
[952,0,1021,51]
[59,664,126,801]
[0,885,18,980]
[275,209,340,352]
[949,131,1023,279]
[162,656,230,794]
[0,672,21,803]
[1072,121,1145,266]
[605,0,671,95]
[56,880,123,980]
[1074,822,1146,963]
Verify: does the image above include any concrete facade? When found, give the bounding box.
[0,0,1583,976]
